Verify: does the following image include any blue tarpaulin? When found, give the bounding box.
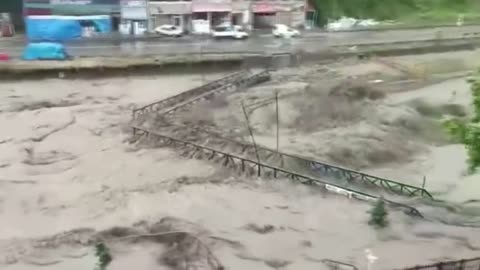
[22,42,68,61]
[26,15,112,41]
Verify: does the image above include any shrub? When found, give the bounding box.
[368,198,389,229]
[95,242,112,270]
[444,70,480,173]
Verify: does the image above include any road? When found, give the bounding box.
[1,25,480,58]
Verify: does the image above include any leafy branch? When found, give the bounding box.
[444,70,480,173]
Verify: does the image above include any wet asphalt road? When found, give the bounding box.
[1,25,480,58]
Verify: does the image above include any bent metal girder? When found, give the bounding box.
[132,125,423,219]
[130,70,432,200]
[132,71,251,122]
[152,122,433,199]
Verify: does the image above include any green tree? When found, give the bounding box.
[95,242,112,270]
[444,70,480,173]
[311,0,477,26]
[368,198,388,228]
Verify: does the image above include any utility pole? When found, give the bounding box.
[241,101,261,164]
[275,90,280,152]
[200,46,206,83]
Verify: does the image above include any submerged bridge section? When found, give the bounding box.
[131,124,423,218]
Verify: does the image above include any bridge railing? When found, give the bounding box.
[155,122,433,199]
[132,71,250,121]
[130,70,433,200]
[132,125,423,218]
[400,257,480,270]
[161,70,271,116]
[240,141,433,199]
[322,259,359,270]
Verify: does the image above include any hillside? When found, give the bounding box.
[313,0,480,26]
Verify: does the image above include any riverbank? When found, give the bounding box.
[1,36,479,80]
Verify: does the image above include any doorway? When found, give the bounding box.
[112,15,120,31]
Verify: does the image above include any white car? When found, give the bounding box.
[211,26,248,40]
[272,24,300,38]
[154,25,183,37]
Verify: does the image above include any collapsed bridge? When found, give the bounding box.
[131,69,430,218]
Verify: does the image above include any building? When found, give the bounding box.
[251,0,306,28]
[24,0,52,16]
[147,0,308,34]
[189,0,251,33]
[148,0,192,32]
[24,0,121,16]
[191,0,232,34]
[24,0,122,30]
[147,0,250,34]
[120,0,148,35]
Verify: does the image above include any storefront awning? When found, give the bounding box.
[252,2,276,13]
[192,3,231,13]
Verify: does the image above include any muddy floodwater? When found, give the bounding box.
[1,52,480,270]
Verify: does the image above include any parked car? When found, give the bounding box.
[154,24,183,37]
[211,25,248,40]
[272,24,300,38]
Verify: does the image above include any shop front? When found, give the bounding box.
[148,1,191,32]
[120,0,148,35]
[251,1,275,29]
[191,0,232,34]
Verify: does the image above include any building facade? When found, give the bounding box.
[23,0,154,34]
[191,0,232,33]
[147,0,307,34]
[23,0,309,35]
[148,1,192,32]
[120,0,148,34]
[251,0,306,29]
